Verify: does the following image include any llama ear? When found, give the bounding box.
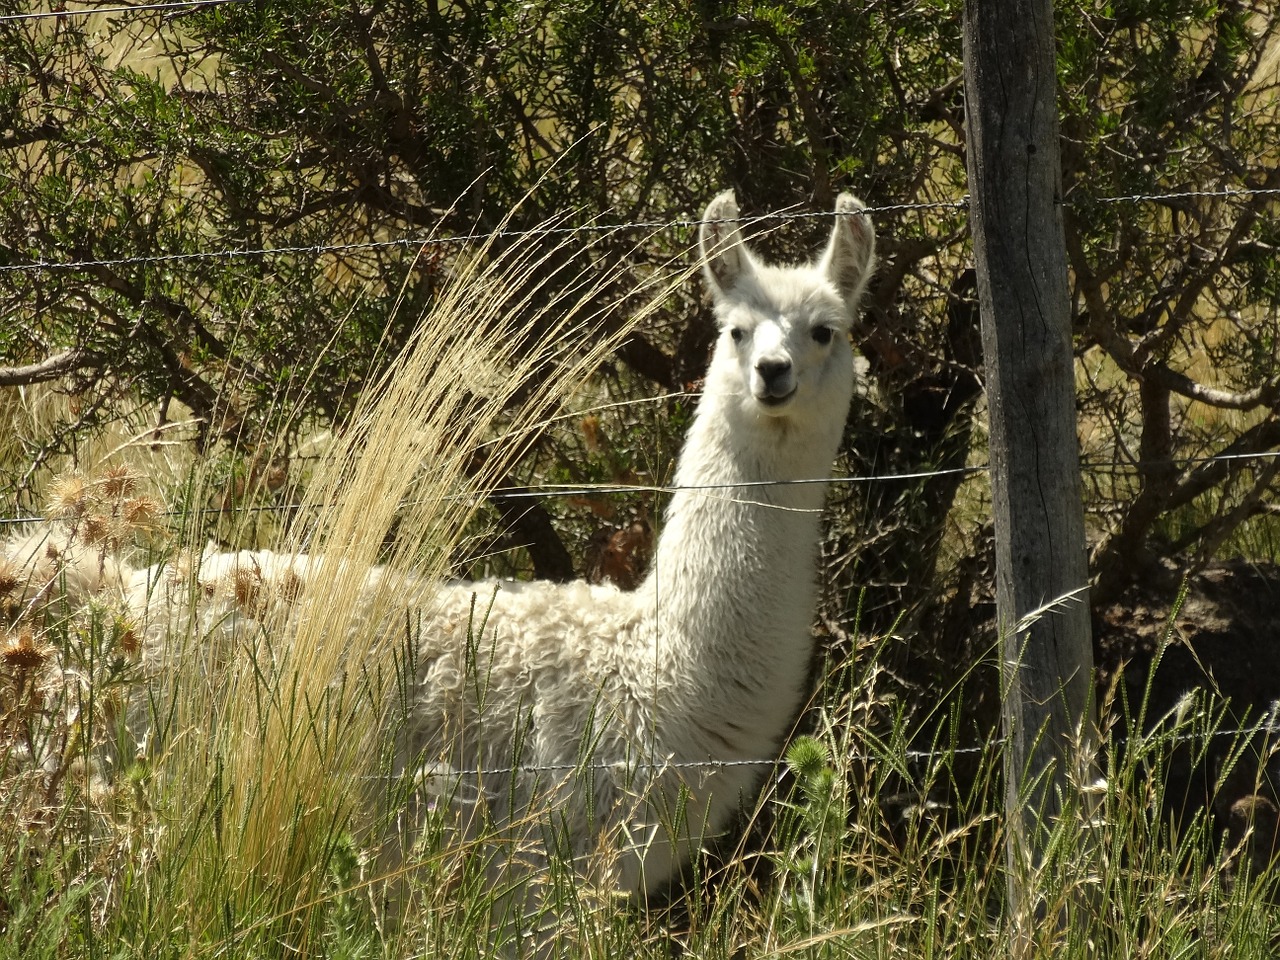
[820,193,876,306]
[700,190,752,294]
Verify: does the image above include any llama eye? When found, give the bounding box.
[811,326,834,345]
[729,328,744,344]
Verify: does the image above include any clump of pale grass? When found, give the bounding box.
[129,217,697,953]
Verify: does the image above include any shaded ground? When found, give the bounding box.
[916,554,1280,871]
[1094,559,1280,869]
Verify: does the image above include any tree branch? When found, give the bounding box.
[487,480,575,582]
[1089,313,1280,412]
[0,349,96,387]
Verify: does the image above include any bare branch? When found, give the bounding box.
[1083,299,1280,412]
[0,349,96,387]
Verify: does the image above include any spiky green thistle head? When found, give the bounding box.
[786,735,830,784]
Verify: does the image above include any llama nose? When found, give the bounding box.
[756,358,793,394]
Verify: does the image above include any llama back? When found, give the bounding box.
[107,544,658,810]
[1,524,134,613]
[394,575,747,896]
[103,546,683,893]
[396,579,651,837]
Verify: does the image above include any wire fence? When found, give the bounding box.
[2,188,1278,276]
[6,449,1280,529]
[375,699,1280,781]
[5,436,1280,774]
[7,199,958,276]
[2,178,1275,527]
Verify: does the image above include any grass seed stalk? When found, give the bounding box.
[147,217,695,951]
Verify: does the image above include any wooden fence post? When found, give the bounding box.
[962,0,1097,942]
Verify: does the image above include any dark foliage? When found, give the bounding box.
[1,0,1278,640]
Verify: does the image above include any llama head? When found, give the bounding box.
[698,190,876,426]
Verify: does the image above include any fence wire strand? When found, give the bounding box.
[8,449,1280,529]
[1,186,1277,276]
[0,199,966,275]
[443,707,1280,777]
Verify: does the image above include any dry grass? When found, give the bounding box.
[110,214,699,951]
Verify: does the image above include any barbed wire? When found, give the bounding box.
[0,200,964,276]
[1088,185,1280,205]
[0,0,248,23]
[1,185,1277,277]
[0,466,987,528]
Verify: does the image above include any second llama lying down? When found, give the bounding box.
[8,188,876,903]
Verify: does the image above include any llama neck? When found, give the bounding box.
[636,394,846,748]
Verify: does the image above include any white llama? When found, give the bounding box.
[2,189,875,904]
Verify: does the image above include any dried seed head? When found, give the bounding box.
[167,550,196,588]
[231,567,263,614]
[80,514,112,546]
[123,496,162,528]
[98,465,139,500]
[263,461,288,492]
[46,473,92,520]
[65,757,93,789]
[118,627,139,657]
[114,614,141,656]
[0,560,20,596]
[276,568,305,606]
[2,629,51,670]
[88,776,116,808]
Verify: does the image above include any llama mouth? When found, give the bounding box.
[757,391,795,407]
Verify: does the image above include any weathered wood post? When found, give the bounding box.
[962,0,1097,943]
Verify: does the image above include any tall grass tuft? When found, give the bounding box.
[122,219,696,955]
